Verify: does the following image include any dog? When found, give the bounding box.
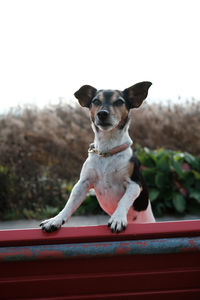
[40,81,155,233]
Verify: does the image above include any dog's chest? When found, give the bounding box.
[90,152,131,214]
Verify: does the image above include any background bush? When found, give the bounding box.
[137,147,200,216]
[0,100,199,220]
[130,99,200,155]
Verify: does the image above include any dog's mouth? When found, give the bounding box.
[98,121,111,127]
[96,121,113,131]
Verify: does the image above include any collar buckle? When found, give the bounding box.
[88,143,130,157]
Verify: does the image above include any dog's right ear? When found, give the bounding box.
[74,85,97,107]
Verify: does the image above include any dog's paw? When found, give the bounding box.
[40,215,65,233]
[108,211,127,233]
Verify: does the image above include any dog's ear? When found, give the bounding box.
[123,81,152,108]
[74,85,97,107]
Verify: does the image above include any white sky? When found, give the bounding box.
[0,0,200,112]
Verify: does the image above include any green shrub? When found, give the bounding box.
[0,165,11,215]
[136,146,200,216]
[0,165,72,220]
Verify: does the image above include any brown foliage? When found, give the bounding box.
[0,99,199,182]
[130,100,200,155]
[0,104,93,181]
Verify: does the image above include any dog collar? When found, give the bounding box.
[88,143,130,157]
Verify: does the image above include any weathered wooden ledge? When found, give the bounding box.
[0,220,200,299]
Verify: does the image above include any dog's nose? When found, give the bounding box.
[97,110,109,121]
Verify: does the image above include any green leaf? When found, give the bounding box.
[172,159,183,177]
[149,188,160,202]
[192,170,200,180]
[165,199,173,209]
[153,202,166,217]
[155,148,166,157]
[184,152,199,169]
[172,193,186,213]
[184,152,195,164]
[173,152,184,162]
[142,168,156,186]
[182,171,195,187]
[138,149,155,168]
[187,199,200,214]
[155,172,169,188]
[189,191,200,203]
[156,155,170,172]
[195,180,200,191]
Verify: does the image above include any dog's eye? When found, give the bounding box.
[113,99,124,106]
[92,99,102,106]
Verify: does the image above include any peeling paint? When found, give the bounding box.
[0,237,200,262]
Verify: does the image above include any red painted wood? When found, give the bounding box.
[1,252,200,299]
[0,220,200,299]
[0,219,200,247]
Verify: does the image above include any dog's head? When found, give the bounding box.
[74,82,152,131]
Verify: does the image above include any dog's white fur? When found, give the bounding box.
[40,83,155,233]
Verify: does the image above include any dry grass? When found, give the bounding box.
[0,99,199,182]
[130,100,200,155]
[0,103,92,181]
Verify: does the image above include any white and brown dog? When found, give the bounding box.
[40,82,155,233]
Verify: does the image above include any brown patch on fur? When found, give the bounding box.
[116,106,129,129]
[128,161,134,177]
[90,105,100,122]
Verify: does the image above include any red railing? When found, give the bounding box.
[0,220,200,299]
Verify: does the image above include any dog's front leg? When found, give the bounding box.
[40,178,91,232]
[108,180,140,233]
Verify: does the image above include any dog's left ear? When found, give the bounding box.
[123,81,152,108]
[74,85,97,107]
